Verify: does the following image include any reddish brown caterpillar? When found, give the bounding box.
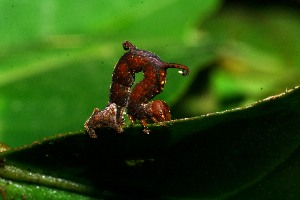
[125,42,189,133]
[84,41,189,137]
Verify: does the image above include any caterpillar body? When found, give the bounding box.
[84,41,189,137]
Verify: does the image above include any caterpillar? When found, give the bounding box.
[126,43,189,133]
[84,41,189,138]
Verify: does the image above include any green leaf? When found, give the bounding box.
[0,176,96,200]
[203,5,300,105]
[0,86,299,199]
[175,4,300,118]
[0,0,221,147]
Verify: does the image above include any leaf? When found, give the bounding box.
[175,4,300,119]
[0,176,96,200]
[0,86,299,199]
[203,5,300,105]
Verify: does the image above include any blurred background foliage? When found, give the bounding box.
[0,0,299,147]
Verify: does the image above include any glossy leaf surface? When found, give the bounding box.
[0,86,299,199]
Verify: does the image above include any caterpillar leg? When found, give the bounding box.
[145,100,171,123]
[140,119,150,134]
[143,100,171,133]
[128,100,171,134]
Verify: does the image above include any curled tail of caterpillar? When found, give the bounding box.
[165,63,190,76]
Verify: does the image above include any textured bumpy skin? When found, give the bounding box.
[84,41,190,137]
[109,41,147,125]
[84,103,120,138]
[124,41,189,133]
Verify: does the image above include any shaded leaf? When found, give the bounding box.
[0,86,299,199]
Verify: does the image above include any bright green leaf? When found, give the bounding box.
[0,0,221,146]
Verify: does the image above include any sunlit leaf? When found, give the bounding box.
[0,0,221,146]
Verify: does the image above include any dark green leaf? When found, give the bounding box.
[0,86,299,199]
